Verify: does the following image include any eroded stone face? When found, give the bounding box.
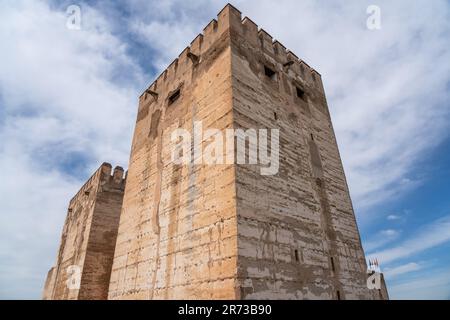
[231,26,370,300]
[43,163,125,300]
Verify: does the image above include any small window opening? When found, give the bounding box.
[294,249,299,262]
[168,89,180,105]
[330,257,335,272]
[264,66,276,80]
[336,290,341,300]
[310,133,314,141]
[274,112,278,120]
[296,87,305,100]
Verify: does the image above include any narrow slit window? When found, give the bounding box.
[336,290,341,300]
[330,257,335,272]
[310,133,314,141]
[294,249,299,262]
[168,89,181,105]
[274,112,278,120]
[296,87,305,100]
[264,66,276,80]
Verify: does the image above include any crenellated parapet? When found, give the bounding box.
[139,3,324,107]
[68,162,126,213]
[139,4,241,104]
[233,11,324,94]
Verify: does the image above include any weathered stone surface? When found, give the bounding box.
[42,163,125,300]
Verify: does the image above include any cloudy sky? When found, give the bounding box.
[0,0,449,299]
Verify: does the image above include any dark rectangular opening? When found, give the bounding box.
[310,133,314,141]
[274,112,278,120]
[168,89,181,105]
[264,66,276,80]
[330,257,335,272]
[294,249,299,262]
[336,290,341,300]
[296,87,305,100]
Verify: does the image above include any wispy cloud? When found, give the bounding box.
[384,262,422,279]
[388,269,450,300]
[364,229,401,252]
[0,0,142,299]
[369,216,450,264]
[387,214,401,221]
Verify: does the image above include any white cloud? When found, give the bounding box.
[0,0,143,298]
[369,216,450,264]
[384,262,422,279]
[126,0,216,71]
[387,214,401,221]
[380,229,400,237]
[364,228,401,252]
[388,269,450,300]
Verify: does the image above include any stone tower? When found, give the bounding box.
[43,163,126,300]
[107,4,382,299]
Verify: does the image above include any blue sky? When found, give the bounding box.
[0,0,449,299]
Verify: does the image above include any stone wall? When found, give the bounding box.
[43,163,125,300]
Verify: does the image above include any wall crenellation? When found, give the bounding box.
[68,163,126,210]
[140,3,322,103]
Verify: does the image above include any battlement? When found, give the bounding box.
[68,162,126,209]
[234,12,323,90]
[140,3,322,104]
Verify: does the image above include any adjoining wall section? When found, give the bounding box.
[43,163,126,300]
[108,5,239,300]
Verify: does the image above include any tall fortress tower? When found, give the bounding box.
[44,4,387,300]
